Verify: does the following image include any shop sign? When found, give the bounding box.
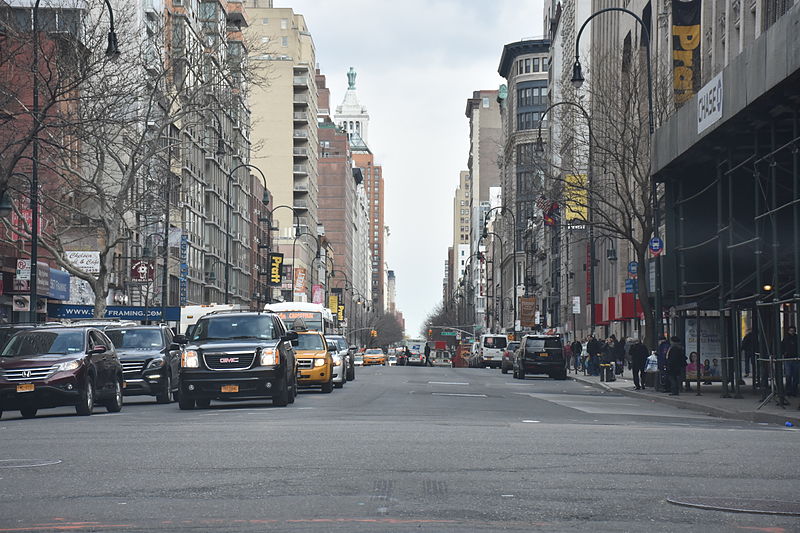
[64,251,100,274]
[130,260,155,283]
[47,304,180,321]
[48,269,70,301]
[697,71,723,134]
[267,253,284,286]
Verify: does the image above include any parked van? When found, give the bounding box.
[479,334,508,369]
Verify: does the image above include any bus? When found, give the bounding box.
[264,302,334,333]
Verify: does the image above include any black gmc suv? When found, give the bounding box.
[178,311,298,409]
[513,334,568,380]
[105,325,182,403]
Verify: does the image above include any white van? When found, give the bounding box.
[479,334,508,369]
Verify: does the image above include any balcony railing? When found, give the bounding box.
[293,164,307,174]
[293,147,308,157]
[292,129,309,139]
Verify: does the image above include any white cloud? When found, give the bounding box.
[278,0,545,335]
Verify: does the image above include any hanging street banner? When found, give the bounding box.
[130,260,155,283]
[179,234,189,306]
[267,253,284,286]
[293,267,307,299]
[312,284,324,305]
[328,294,339,317]
[672,0,702,106]
[520,297,537,327]
[564,174,588,222]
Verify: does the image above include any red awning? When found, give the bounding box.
[618,292,643,319]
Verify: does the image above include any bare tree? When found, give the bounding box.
[1,1,260,317]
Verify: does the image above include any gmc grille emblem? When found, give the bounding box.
[219,357,239,364]
[22,370,32,378]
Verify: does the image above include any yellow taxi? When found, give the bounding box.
[293,330,334,393]
[363,348,387,366]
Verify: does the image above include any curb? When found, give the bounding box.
[572,375,800,426]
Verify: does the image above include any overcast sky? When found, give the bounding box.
[281,0,546,336]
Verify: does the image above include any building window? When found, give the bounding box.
[262,18,269,24]
[532,58,540,72]
[280,18,288,29]
[482,97,489,108]
[517,59,523,75]
[281,36,288,47]
[524,58,530,73]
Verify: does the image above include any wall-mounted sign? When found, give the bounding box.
[697,71,723,134]
[64,251,100,274]
[672,0,702,106]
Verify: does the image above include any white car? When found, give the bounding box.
[354,354,364,367]
[326,336,351,388]
[387,355,397,366]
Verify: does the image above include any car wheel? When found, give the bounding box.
[20,405,37,419]
[178,389,195,410]
[156,373,172,404]
[106,380,123,413]
[334,380,344,389]
[76,376,95,416]
[321,378,333,394]
[196,398,211,409]
[272,377,289,407]
[501,366,509,374]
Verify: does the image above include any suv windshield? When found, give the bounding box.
[1,330,84,357]
[295,334,325,351]
[483,336,507,349]
[106,329,164,349]
[190,315,275,341]
[525,337,562,351]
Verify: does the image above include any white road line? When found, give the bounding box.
[432,392,487,398]
[522,420,541,423]
[428,381,469,385]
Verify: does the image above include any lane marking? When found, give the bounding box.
[432,392,486,398]
[428,381,469,385]
[522,420,541,423]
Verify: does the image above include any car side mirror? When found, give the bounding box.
[173,334,188,345]
[89,345,107,355]
[281,331,298,342]
[169,343,181,351]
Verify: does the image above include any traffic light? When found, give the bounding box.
[428,329,433,337]
[370,329,377,337]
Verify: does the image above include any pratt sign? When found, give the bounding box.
[267,253,284,286]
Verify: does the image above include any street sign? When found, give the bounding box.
[627,261,639,277]
[441,331,457,336]
[571,296,581,314]
[15,259,30,281]
[625,279,639,293]
[648,237,664,256]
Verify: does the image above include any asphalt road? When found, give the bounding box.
[1,366,798,532]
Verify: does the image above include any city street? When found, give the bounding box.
[1,366,798,532]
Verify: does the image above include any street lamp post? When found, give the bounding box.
[484,206,518,334]
[480,230,505,330]
[535,100,594,333]
[223,164,268,305]
[28,0,119,322]
[571,7,657,344]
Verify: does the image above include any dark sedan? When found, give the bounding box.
[0,327,123,418]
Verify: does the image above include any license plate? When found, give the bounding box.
[17,383,34,393]
[539,353,549,357]
[221,385,238,393]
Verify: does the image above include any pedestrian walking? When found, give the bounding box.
[741,330,756,380]
[666,336,687,396]
[570,338,582,374]
[782,326,798,397]
[629,338,648,390]
[610,334,625,376]
[424,342,433,367]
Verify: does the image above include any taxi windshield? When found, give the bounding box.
[295,333,325,351]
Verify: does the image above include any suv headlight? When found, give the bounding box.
[181,350,200,368]
[54,360,80,372]
[260,348,279,366]
[146,357,165,369]
[332,355,342,365]
[313,358,326,367]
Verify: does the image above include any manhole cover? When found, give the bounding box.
[667,497,800,516]
[0,459,62,469]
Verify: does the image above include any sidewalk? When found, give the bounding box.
[571,370,800,426]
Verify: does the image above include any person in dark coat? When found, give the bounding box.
[741,330,756,379]
[666,336,688,395]
[656,335,671,392]
[781,326,797,397]
[424,342,433,367]
[570,339,582,373]
[611,334,625,375]
[629,338,649,390]
[586,334,602,376]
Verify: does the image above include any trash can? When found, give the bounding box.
[600,364,615,382]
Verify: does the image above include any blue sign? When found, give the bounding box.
[627,261,638,276]
[648,237,664,255]
[47,304,180,321]
[48,269,70,301]
[625,279,639,293]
